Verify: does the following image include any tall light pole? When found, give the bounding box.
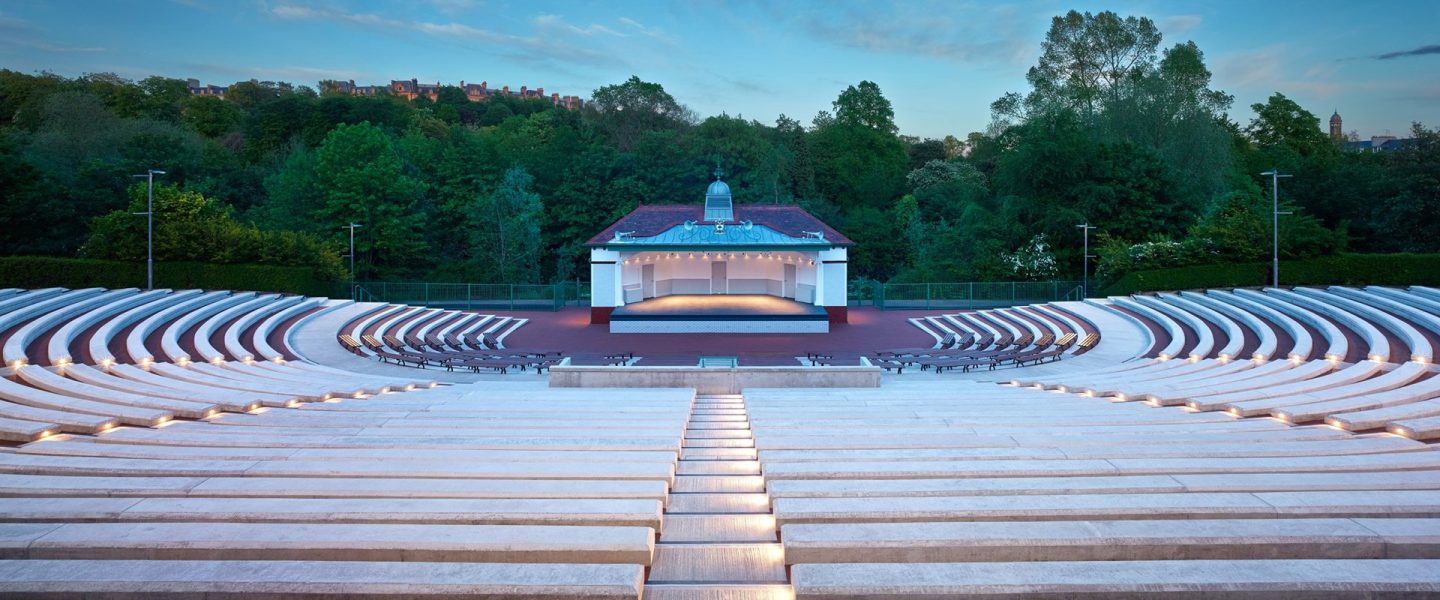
[341,223,363,282]
[131,169,166,290]
[1076,223,1096,299]
[1260,170,1292,287]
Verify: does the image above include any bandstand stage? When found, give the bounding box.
[608,294,830,333]
[588,168,852,334]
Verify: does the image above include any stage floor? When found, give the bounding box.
[612,294,827,318]
[610,294,828,333]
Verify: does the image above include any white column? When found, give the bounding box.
[589,248,622,308]
[818,247,848,307]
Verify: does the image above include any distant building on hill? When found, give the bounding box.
[193,76,582,109]
[1330,111,1414,153]
[1345,135,1413,153]
[322,80,382,96]
[185,79,227,98]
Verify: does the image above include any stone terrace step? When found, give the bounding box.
[0,522,656,564]
[773,490,1440,524]
[643,583,795,600]
[782,518,1440,563]
[766,471,1440,500]
[0,497,664,528]
[0,559,644,598]
[660,515,777,543]
[648,543,787,584]
[791,559,1440,599]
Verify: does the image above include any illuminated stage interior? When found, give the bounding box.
[609,294,829,333]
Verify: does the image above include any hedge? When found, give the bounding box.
[1101,253,1440,296]
[0,256,339,297]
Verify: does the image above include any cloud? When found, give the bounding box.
[1214,45,1285,87]
[11,40,108,53]
[1376,44,1440,60]
[422,0,473,15]
[0,10,31,33]
[268,3,619,68]
[534,14,623,37]
[785,3,1034,66]
[616,16,676,44]
[1160,15,1202,35]
[188,62,373,82]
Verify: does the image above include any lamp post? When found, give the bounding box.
[130,169,166,290]
[1260,170,1292,287]
[1076,223,1096,299]
[341,223,363,282]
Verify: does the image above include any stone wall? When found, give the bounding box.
[549,365,881,394]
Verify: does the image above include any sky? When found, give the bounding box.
[1,0,1436,140]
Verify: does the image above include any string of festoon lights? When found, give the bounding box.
[621,252,817,266]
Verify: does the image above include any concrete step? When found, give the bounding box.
[667,494,771,514]
[661,515,777,543]
[0,522,655,564]
[791,559,1440,598]
[648,543,787,583]
[681,448,758,461]
[0,497,665,528]
[688,422,752,430]
[643,584,794,600]
[773,490,1440,525]
[676,461,761,476]
[782,518,1440,563]
[689,415,749,422]
[674,476,766,494]
[0,559,645,598]
[686,430,755,440]
[684,439,756,448]
[765,471,1440,500]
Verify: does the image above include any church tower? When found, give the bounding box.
[1330,110,1343,140]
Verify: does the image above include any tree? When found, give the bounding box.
[182,95,242,137]
[586,76,688,150]
[906,159,986,192]
[80,182,343,278]
[1247,93,1334,159]
[309,122,428,278]
[832,81,896,134]
[1024,10,1162,115]
[469,166,543,282]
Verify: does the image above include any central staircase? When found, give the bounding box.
[644,393,791,599]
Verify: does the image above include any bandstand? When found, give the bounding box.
[587,171,851,333]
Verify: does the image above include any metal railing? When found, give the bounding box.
[872,280,1084,310]
[346,279,1083,312]
[349,281,580,311]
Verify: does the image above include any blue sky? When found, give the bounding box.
[1,0,1436,139]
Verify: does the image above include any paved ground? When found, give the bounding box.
[506,307,937,366]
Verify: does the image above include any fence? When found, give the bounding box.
[346,279,1080,312]
[349,281,589,311]
[872,280,1085,310]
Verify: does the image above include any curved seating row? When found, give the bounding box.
[894,302,1100,372]
[0,287,443,443]
[1009,286,1440,440]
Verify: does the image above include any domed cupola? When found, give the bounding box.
[703,165,733,222]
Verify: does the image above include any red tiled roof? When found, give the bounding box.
[585,204,853,246]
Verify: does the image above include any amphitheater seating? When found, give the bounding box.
[0,284,1438,598]
[0,286,690,597]
[748,382,1440,598]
